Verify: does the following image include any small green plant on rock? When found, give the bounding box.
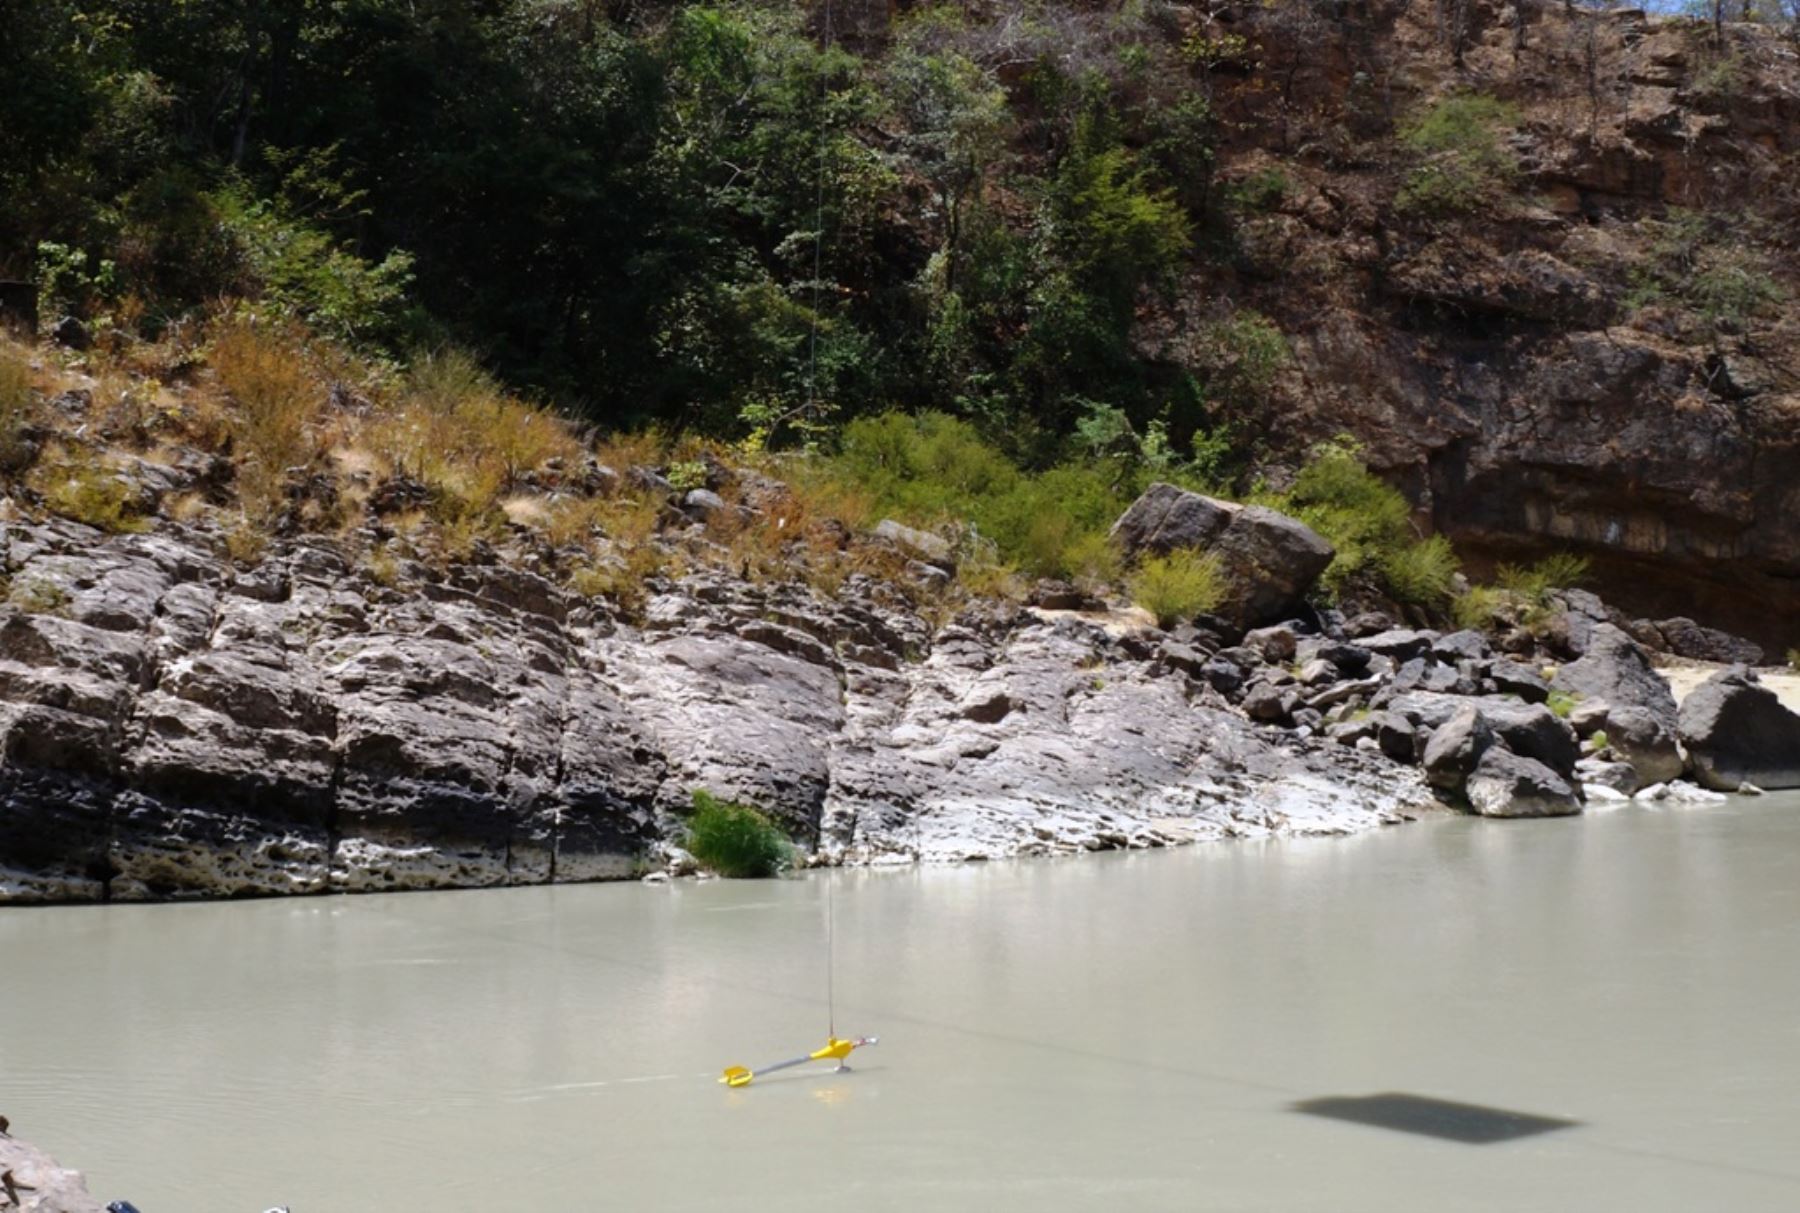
[30,447,147,533]
[7,576,70,615]
[685,790,793,878]
[1128,549,1225,629]
[1547,689,1581,720]
[666,460,709,492]
[1394,93,1521,217]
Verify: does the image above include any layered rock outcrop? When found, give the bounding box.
[1182,7,1800,649]
[0,516,1432,902]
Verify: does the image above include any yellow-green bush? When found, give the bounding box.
[30,446,147,534]
[1262,436,1460,604]
[1129,550,1225,628]
[1383,535,1460,605]
[825,411,1137,581]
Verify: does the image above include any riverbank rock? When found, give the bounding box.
[1549,625,1678,726]
[1465,747,1581,818]
[0,1129,105,1213]
[1421,705,1493,791]
[1677,668,1800,791]
[0,515,1437,902]
[1110,484,1333,627]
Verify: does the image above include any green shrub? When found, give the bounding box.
[1261,436,1457,603]
[1129,550,1225,628]
[1227,167,1292,214]
[1395,94,1521,216]
[685,790,793,878]
[1452,584,1505,631]
[1497,552,1589,602]
[828,411,1135,582]
[1187,311,1290,418]
[1625,210,1786,333]
[1383,535,1460,604]
[213,186,416,345]
[1547,689,1581,720]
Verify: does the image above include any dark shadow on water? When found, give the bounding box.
[1292,1093,1579,1144]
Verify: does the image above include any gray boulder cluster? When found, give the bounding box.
[1113,485,1800,814]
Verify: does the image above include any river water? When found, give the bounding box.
[5,794,1800,1212]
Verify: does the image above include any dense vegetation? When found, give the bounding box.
[2,0,1255,462]
[5,0,1790,630]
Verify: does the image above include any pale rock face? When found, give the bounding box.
[0,518,1432,902]
[0,1130,106,1213]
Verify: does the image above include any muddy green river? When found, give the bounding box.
[5,794,1800,1211]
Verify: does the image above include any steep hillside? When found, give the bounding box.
[1171,2,1800,646]
[2,1,1796,643]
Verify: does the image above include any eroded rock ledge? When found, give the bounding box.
[0,517,1433,903]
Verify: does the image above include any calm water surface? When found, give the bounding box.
[4,794,1800,1212]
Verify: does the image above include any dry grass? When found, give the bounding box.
[364,545,402,587]
[567,544,680,620]
[363,349,581,547]
[222,520,268,565]
[0,345,35,472]
[162,490,212,524]
[209,320,325,516]
[594,427,669,475]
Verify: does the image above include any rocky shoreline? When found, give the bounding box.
[5,478,1797,905]
[0,1123,103,1213]
[0,506,1439,903]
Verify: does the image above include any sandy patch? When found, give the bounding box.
[1659,659,1800,713]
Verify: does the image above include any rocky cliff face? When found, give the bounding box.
[0,515,1430,903]
[1169,6,1800,647]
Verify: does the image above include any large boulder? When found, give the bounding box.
[1475,700,1580,779]
[1677,668,1800,791]
[1653,617,1763,666]
[872,519,952,564]
[1549,624,1678,727]
[1111,484,1334,627]
[1465,747,1582,818]
[1386,693,1578,778]
[1597,704,1684,791]
[1421,705,1494,791]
